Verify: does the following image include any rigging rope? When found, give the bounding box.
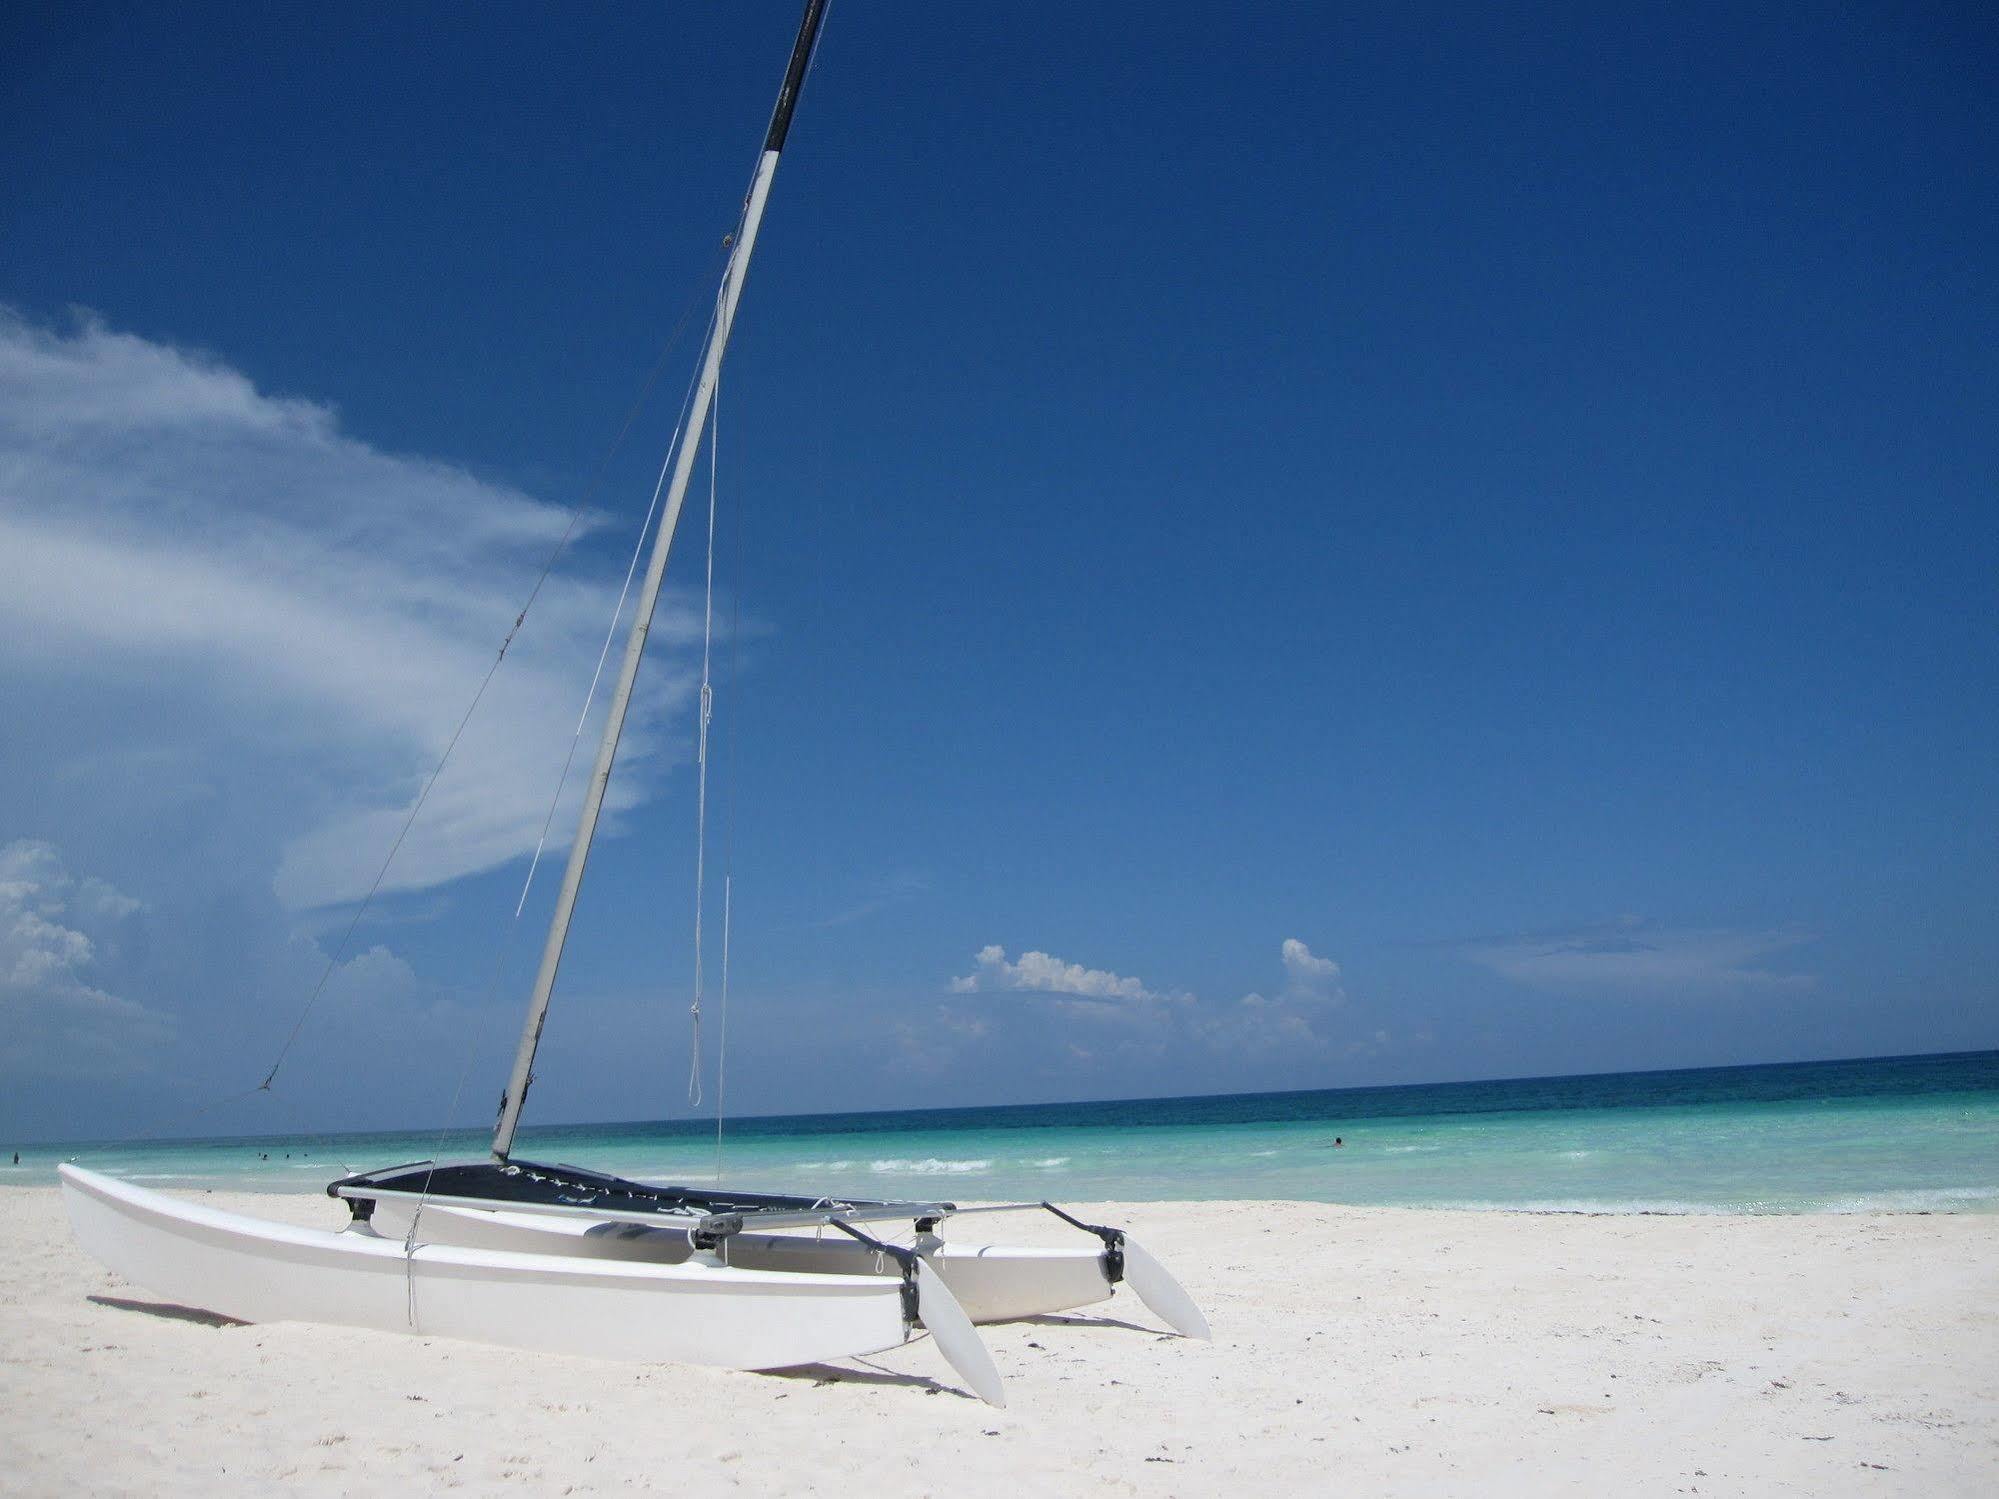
[687,363,722,1109]
[712,376,751,1182]
[256,626,524,1094]
[105,228,742,1186]
[714,874,733,1180]
[250,254,726,1098]
[398,289,725,1273]
[514,332,710,920]
[402,385,696,1281]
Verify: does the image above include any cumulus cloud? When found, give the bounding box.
[0,307,703,911]
[1279,937,1343,1002]
[0,839,173,1079]
[947,943,1187,1017]
[939,936,1369,1065]
[1460,919,1817,994]
[1209,937,1350,1057]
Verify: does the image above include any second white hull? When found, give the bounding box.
[366,1197,1116,1324]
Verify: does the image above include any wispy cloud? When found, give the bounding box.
[1459,918,1817,993]
[0,839,173,1079]
[891,1005,991,1072]
[0,307,701,910]
[811,872,930,930]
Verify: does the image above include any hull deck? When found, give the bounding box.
[330,1157,958,1236]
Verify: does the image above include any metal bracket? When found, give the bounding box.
[901,1199,1131,1284]
[1040,1201,1126,1283]
[690,1211,746,1249]
[830,1219,921,1327]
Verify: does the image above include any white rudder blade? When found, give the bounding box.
[915,1257,1007,1407]
[1121,1237,1211,1340]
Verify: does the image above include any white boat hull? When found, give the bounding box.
[61,1164,916,1373]
[367,1197,1116,1324]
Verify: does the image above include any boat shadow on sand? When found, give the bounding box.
[762,1309,1168,1397]
[81,1297,1163,1396]
[89,1294,247,1328]
[763,1360,965,1396]
[1018,1311,1161,1336]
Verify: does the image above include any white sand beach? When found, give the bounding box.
[2,1187,1993,1496]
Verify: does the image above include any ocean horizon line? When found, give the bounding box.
[16,1043,1997,1154]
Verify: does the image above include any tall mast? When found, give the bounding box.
[492,0,829,1160]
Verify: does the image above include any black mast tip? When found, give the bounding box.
[762,0,829,155]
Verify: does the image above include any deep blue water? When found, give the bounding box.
[8,1050,1996,1213]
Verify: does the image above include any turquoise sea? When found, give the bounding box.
[7,1050,1996,1213]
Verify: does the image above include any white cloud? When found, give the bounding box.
[1209,937,1349,1057]
[947,943,1186,1014]
[1461,919,1817,994]
[0,308,703,910]
[940,935,1370,1065]
[0,839,173,1079]
[1279,937,1343,1002]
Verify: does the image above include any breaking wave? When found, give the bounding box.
[869,1157,992,1175]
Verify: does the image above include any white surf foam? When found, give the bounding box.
[869,1157,991,1175]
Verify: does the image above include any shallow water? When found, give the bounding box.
[8,1050,1996,1213]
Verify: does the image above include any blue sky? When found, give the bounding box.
[2,2,1994,1143]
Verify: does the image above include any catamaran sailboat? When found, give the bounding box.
[60,1,1207,1408]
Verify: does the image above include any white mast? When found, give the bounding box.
[492,0,828,1160]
